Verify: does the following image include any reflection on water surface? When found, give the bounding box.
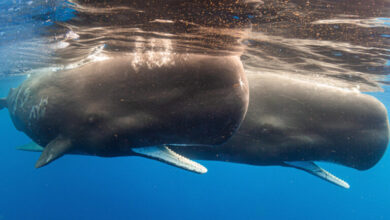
[0,0,389,91]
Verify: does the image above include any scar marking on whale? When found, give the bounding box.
[19,88,31,109]
[29,97,49,121]
[12,88,22,115]
[12,87,31,115]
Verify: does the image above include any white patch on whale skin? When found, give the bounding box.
[238,76,248,92]
[29,97,49,121]
[19,88,30,109]
[12,88,22,115]
[12,87,31,115]
[239,77,245,88]
[46,154,53,163]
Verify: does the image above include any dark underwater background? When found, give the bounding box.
[0,0,389,219]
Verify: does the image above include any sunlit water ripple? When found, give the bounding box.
[0,0,389,92]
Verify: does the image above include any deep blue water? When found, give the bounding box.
[0,1,390,220]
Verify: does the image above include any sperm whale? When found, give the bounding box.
[171,73,390,188]
[1,54,249,173]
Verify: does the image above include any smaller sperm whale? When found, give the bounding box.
[1,54,249,173]
[170,73,390,188]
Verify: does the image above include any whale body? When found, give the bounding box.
[1,54,249,173]
[171,73,390,188]
[8,62,389,188]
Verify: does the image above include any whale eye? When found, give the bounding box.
[88,116,95,123]
[86,114,102,126]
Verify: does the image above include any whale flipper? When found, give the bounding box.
[17,142,44,152]
[284,161,350,189]
[0,97,6,110]
[35,136,72,168]
[132,146,208,174]
[19,142,207,173]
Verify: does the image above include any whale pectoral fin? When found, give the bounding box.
[0,97,7,110]
[35,136,72,168]
[132,145,208,174]
[16,142,44,152]
[284,161,350,189]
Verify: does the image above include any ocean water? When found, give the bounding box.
[0,0,389,219]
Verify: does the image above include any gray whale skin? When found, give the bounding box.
[0,54,249,174]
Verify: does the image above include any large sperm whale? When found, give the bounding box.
[170,73,389,188]
[0,54,249,173]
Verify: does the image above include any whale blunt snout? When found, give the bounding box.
[339,97,390,171]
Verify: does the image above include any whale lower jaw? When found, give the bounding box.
[17,142,350,188]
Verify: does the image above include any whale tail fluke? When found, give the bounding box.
[0,97,7,110]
